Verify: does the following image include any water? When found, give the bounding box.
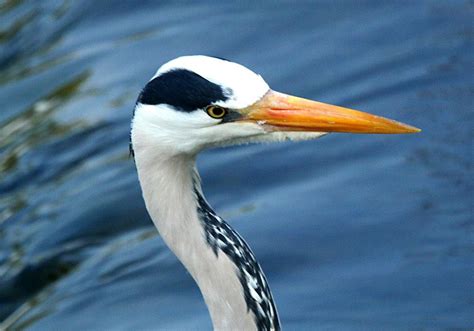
[0,1,472,330]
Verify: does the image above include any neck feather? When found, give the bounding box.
[132,138,280,330]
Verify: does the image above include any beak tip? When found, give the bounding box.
[403,125,421,134]
[384,118,421,134]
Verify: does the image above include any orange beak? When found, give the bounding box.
[239,90,420,134]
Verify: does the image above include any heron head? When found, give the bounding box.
[131,55,419,156]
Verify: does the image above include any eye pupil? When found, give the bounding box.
[206,106,226,119]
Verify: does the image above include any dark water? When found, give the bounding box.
[0,1,472,330]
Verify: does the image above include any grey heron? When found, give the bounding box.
[130,55,419,330]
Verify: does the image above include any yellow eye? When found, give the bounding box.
[206,105,227,119]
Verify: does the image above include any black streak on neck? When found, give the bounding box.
[194,184,281,331]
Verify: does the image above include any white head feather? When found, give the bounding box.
[152,55,269,109]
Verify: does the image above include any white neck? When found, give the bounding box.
[131,130,281,330]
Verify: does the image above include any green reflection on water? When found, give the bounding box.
[0,10,36,43]
[0,0,24,14]
[0,71,90,175]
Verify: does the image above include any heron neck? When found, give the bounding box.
[133,147,280,330]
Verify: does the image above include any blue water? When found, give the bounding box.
[1,1,472,330]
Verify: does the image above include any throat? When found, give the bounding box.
[133,149,280,330]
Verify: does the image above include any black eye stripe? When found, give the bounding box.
[138,69,228,112]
